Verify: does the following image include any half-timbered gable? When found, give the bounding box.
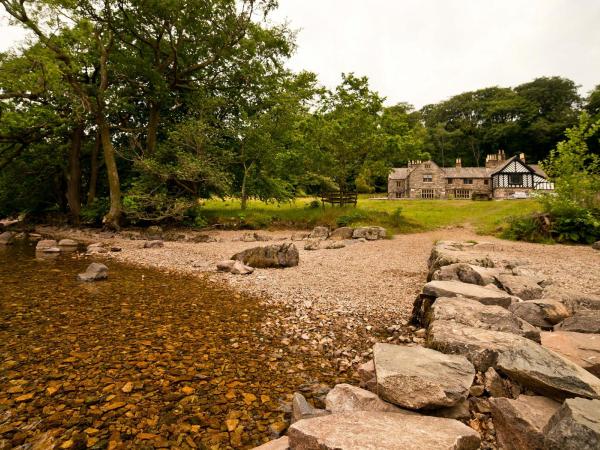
[491,156,554,198]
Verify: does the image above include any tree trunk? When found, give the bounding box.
[146,103,160,155]
[87,130,101,205]
[96,32,122,229]
[98,113,122,229]
[66,124,84,225]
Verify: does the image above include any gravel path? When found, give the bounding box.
[39,226,600,329]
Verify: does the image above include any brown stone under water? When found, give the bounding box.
[0,242,351,449]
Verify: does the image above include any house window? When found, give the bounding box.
[423,174,433,183]
[509,174,523,186]
[447,179,453,184]
[424,163,431,168]
[463,178,473,185]
[484,179,489,185]
[396,181,402,188]
[455,189,470,199]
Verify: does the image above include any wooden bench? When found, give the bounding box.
[320,191,358,207]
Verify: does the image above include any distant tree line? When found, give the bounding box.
[0,0,598,227]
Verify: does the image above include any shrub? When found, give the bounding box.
[336,210,368,227]
[307,199,321,209]
[388,207,403,228]
[80,198,110,225]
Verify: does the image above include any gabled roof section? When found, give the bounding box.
[443,167,491,178]
[389,167,410,180]
[490,155,548,179]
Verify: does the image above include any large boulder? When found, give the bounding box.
[329,227,354,240]
[543,397,600,450]
[232,243,299,268]
[508,299,570,328]
[427,320,600,400]
[303,240,321,251]
[431,263,501,286]
[422,280,517,308]
[292,393,330,423]
[555,310,600,334]
[593,241,600,250]
[86,243,108,254]
[0,231,15,245]
[352,226,386,240]
[497,274,544,300]
[541,331,600,377]
[308,226,329,240]
[426,296,540,342]
[36,239,58,251]
[489,395,561,450]
[77,263,108,282]
[288,411,480,450]
[428,242,494,279]
[357,359,376,391]
[373,343,474,410]
[325,384,406,414]
[242,232,272,242]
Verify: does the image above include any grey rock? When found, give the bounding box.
[373,343,475,410]
[36,239,57,251]
[592,241,600,250]
[357,359,376,391]
[325,384,406,414]
[324,241,345,250]
[58,238,78,247]
[497,274,544,300]
[430,399,471,421]
[423,280,517,308]
[303,240,321,251]
[232,243,299,268]
[86,243,108,254]
[43,247,61,253]
[432,263,501,286]
[143,240,164,248]
[252,437,289,450]
[555,310,600,334]
[308,226,329,240]
[427,320,600,400]
[559,293,600,314]
[0,231,15,245]
[428,242,494,279]
[352,226,386,240]
[427,296,540,342]
[242,232,272,242]
[288,411,480,450]
[490,395,560,450]
[292,392,330,423]
[77,263,108,282]
[509,299,570,328]
[541,331,600,377]
[190,234,218,243]
[543,397,600,450]
[329,227,354,240]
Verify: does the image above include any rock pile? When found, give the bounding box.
[301,226,385,251]
[253,240,600,449]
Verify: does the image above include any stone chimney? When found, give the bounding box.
[519,152,526,163]
[455,158,462,168]
[485,149,507,169]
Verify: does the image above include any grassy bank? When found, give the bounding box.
[199,196,541,235]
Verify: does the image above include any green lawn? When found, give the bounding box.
[199,195,541,236]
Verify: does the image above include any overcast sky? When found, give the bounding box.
[270,0,600,108]
[2,0,599,108]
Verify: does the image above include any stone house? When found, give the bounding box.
[388,150,554,200]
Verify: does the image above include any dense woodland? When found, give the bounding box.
[0,0,599,228]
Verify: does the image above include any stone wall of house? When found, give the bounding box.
[446,178,492,199]
[388,178,407,199]
[406,162,446,198]
[492,187,536,199]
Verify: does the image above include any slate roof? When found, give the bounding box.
[443,167,491,178]
[388,168,411,179]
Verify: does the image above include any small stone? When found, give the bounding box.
[181,386,195,395]
[121,382,133,393]
[143,240,164,248]
[77,263,108,282]
[15,393,34,402]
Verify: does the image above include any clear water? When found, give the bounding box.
[0,241,346,449]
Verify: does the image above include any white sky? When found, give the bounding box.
[271,0,600,108]
[2,0,599,108]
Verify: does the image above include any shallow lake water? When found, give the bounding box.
[0,241,345,449]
